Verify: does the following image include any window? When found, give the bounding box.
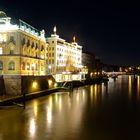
[49,59,51,64]
[41,45,44,51]
[27,39,30,47]
[35,43,38,50]
[35,63,38,70]
[0,61,3,70]
[10,36,16,45]
[31,42,34,48]
[52,59,54,64]
[22,38,26,46]
[10,50,14,55]
[0,47,3,55]
[41,63,43,71]
[22,62,25,70]
[46,60,48,64]
[8,61,15,70]
[27,63,30,70]
[52,53,54,57]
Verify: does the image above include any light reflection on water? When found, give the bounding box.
[0,75,140,140]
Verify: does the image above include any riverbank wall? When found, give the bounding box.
[0,75,56,96]
[0,75,104,106]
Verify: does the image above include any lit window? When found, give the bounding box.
[41,63,43,71]
[0,47,3,55]
[8,61,15,70]
[0,61,3,70]
[27,63,30,70]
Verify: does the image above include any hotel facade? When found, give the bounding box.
[46,28,83,81]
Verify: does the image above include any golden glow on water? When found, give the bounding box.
[137,76,140,100]
[33,101,38,117]
[94,84,97,101]
[2,75,140,140]
[48,96,53,109]
[137,76,140,93]
[46,96,53,125]
[58,97,62,112]
[90,85,94,102]
[128,76,132,99]
[29,118,36,137]
[46,108,52,124]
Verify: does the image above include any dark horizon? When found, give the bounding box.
[1,0,140,66]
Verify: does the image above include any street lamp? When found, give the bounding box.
[48,65,52,75]
[32,63,35,75]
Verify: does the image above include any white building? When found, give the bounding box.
[46,27,83,82]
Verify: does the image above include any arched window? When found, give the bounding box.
[8,61,15,70]
[22,62,25,70]
[27,63,30,70]
[0,61,3,70]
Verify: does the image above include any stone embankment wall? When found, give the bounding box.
[3,75,21,95]
[0,75,55,95]
[22,75,55,95]
[0,76,6,95]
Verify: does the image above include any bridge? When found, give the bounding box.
[106,72,126,76]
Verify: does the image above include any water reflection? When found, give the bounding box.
[1,75,140,140]
[128,75,132,100]
[29,118,36,137]
[137,76,140,93]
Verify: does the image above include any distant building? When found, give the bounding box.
[82,51,96,77]
[0,11,47,75]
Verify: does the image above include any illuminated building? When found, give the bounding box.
[0,11,47,76]
[0,10,85,91]
[46,27,83,81]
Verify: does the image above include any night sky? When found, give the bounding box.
[1,0,140,66]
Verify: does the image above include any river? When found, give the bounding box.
[0,75,140,140]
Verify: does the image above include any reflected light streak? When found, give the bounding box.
[82,90,85,99]
[90,86,94,102]
[55,94,58,103]
[128,76,132,100]
[76,93,80,102]
[137,76,140,97]
[48,96,53,109]
[58,97,62,112]
[29,118,36,137]
[33,101,38,117]
[94,84,97,102]
[47,108,52,124]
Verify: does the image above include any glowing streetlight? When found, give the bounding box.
[48,65,52,75]
[32,63,35,75]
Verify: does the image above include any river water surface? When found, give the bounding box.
[0,75,140,140]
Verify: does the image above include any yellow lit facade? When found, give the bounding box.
[0,11,47,75]
[0,11,84,82]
